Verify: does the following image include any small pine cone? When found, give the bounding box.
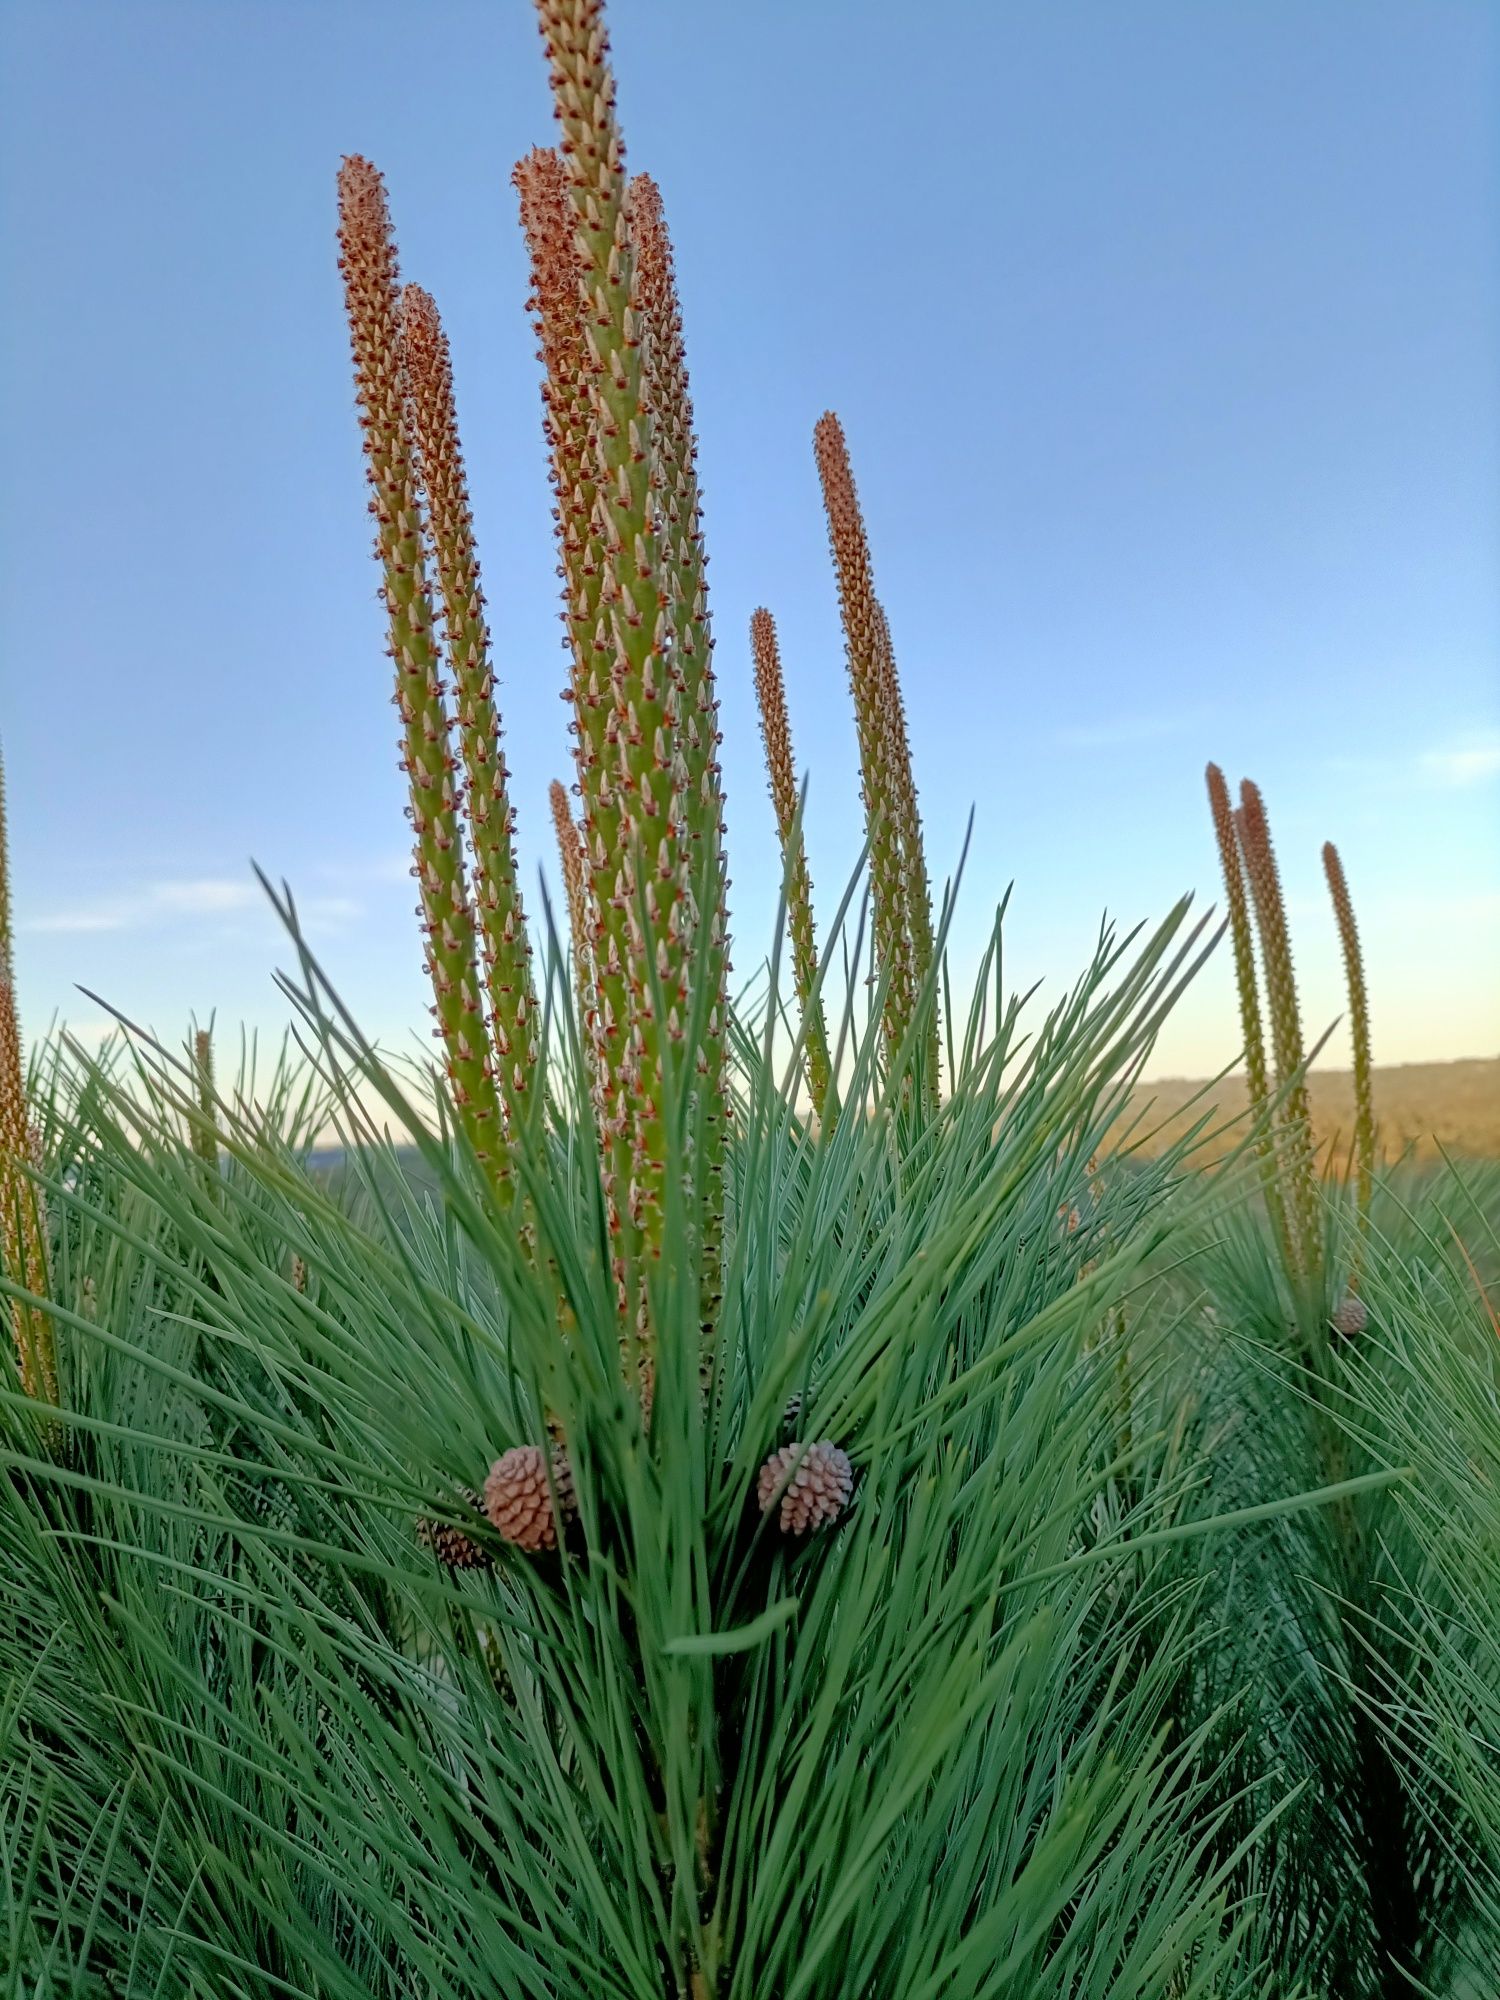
[417,1489,490,1570]
[757,1440,854,1535]
[1330,1293,1369,1341]
[483,1445,576,1554]
[236,1471,296,1530]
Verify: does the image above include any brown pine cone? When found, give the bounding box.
[483,1445,577,1553]
[417,1488,490,1570]
[757,1440,854,1535]
[1330,1293,1369,1341]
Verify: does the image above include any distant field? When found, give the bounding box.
[1123,1058,1500,1164]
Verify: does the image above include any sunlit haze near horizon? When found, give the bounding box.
[2,0,1497,1085]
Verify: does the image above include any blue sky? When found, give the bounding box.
[2,0,1496,1081]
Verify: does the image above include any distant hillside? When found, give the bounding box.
[307,1060,1499,1172]
[1124,1057,1500,1164]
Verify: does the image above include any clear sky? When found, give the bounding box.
[2,0,1496,1084]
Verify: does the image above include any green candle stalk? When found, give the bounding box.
[336,156,505,1186]
[1236,781,1320,1280]
[400,283,539,1169]
[1322,841,1375,1244]
[750,607,834,1124]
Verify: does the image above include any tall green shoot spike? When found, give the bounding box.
[400,284,539,1178]
[0,754,56,1419]
[627,171,729,1333]
[531,2,685,1251]
[0,745,12,984]
[1205,762,1289,1261]
[1322,841,1375,1247]
[533,0,720,1379]
[813,412,917,1080]
[873,597,939,1111]
[514,145,635,1302]
[336,156,505,1186]
[550,779,594,1029]
[750,608,835,1125]
[0,980,54,1414]
[190,1026,220,1179]
[1236,780,1321,1283]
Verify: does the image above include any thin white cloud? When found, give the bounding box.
[23,878,361,938]
[26,907,131,934]
[151,879,261,916]
[1377,888,1500,927]
[1055,714,1198,751]
[309,854,413,888]
[295,894,363,932]
[1419,737,1500,788]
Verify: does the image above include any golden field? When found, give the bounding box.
[1124,1057,1500,1164]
